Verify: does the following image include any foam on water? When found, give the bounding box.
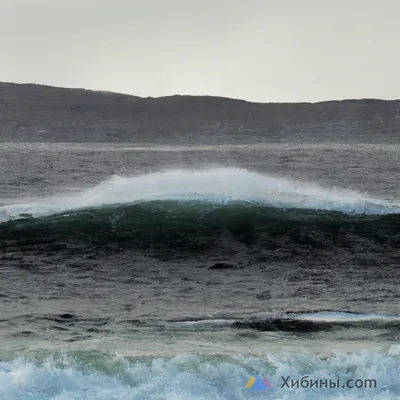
[1,168,399,222]
[288,312,400,322]
[0,348,398,400]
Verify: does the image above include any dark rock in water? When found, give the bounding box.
[58,313,75,319]
[208,262,241,270]
[53,314,77,323]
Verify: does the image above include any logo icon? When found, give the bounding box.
[246,376,272,390]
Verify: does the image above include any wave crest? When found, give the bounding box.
[1,168,399,222]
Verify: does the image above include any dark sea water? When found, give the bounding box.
[0,141,399,400]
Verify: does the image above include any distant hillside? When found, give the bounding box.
[0,82,399,143]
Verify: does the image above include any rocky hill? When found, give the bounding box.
[1,82,399,143]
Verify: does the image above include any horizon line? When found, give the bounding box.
[1,80,400,105]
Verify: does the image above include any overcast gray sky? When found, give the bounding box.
[1,0,399,102]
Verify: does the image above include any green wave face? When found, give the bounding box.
[1,200,399,256]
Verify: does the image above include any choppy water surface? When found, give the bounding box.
[0,142,399,399]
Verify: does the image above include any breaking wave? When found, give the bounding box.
[1,168,399,220]
[1,169,399,259]
[0,347,399,400]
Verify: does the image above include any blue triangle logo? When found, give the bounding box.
[251,376,269,390]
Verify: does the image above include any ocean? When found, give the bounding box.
[0,138,399,399]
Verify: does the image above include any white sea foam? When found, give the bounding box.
[287,312,400,323]
[169,312,400,327]
[1,168,399,222]
[0,348,398,399]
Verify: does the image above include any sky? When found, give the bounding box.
[1,0,400,102]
